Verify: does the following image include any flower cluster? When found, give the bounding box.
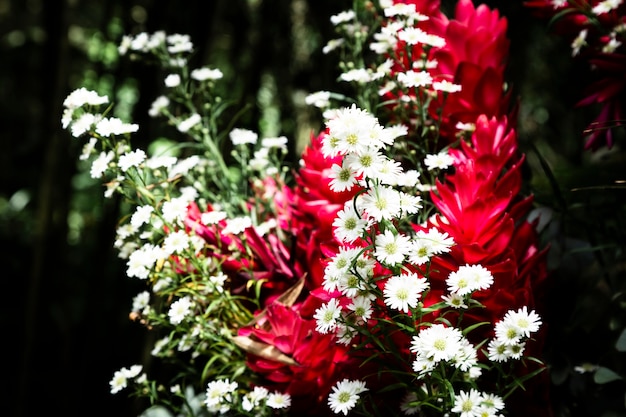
[63,1,550,416]
[524,0,626,149]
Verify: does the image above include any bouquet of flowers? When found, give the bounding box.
[61,0,551,416]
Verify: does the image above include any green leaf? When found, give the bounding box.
[593,367,623,384]
[615,328,626,352]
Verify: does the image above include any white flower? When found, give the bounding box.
[90,151,114,179]
[451,389,482,417]
[229,128,258,145]
[118,149,146,172]
[327,379,368,415]
[502,306,542,338]
[424,151,455,170]
[95,117,139,136]
[360,185,402,221]
[148,95,170,117]
[400,391,421,415]
[374,229,412,266]
[109,369,129,394]
[340,68,374,83]
[63,87,109,109]
[446,264,494,295]
[324,105,380,157]
[592,0,623,15]
[344,148,385,179]
[162,230,190,255]
[161,197,190,224]
[314,298,342,334]
[164,73,181,87]
[168,296,193,325]
[126,243,162,279]
[130,205,154,228]
[347,295,373,322]
[131,291,150,313]
[333,202,368,243]
[204,379,237,409]
[329,162,358,192]
[441,292,468,309]
[433,80,462,93]
[266,392,291,409]
[71,112,98,137]
[383,272,428,313]
[487,338,510,362]
[397,70,433,88]
[177,113,201,133]
[410,324,464,363]
[201,210,227,225]
[305,90,332,108]
[330,10,356,25]
[222,216,252,235]
[191,67,223,81]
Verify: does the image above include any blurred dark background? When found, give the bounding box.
[2,1,625,416]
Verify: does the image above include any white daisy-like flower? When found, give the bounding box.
[360,185,402,221]
[118,149,146,172]
[177,113,201,133]
[424,151,455,170]
[204,379,237,409]
[305,90,332,108]
[130,205,154,228]
[63,87,109,109]
[229,127,258,145]
[222,216,252,235]
[494,319,523,346]
[161,197,190,224]
[397,70,433,88]
[345,147,385,179]
[330,10,356,25]
[433,80,462,93]
[347,295,373,322]
[446,264,494,295]
[502,306,542,338]
[109,369,129,394]
[191,67,223,81]
[383,272,428,313]
[168,296,193,325]
[95,117,139,136]
[201,210,227,225]
[333,202,368,243]
[148,95,170,117]
[131,291,150,313]
[266,392,291,409]
[329,162,358,192]
[486,338,510,362]
[314,298,342,334]
[162,230,190,256]
[374,229,412,266]
[327,379,368,415]
[451,389,482,417]
[90,151,114,179]
[410,324,464,363]
[164,73,181,87]
[441,292,468,309]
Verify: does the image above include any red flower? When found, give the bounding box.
[428,0,511,141]
[237,299,353,416]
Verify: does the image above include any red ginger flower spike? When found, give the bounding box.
[428,0,512,142]
[236,298,353,417]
